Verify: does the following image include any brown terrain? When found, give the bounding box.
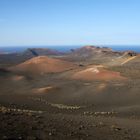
[0,46,140,140]
[9,56,76,75]
[71,66,126,81]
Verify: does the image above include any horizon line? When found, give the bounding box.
[0,44,140,48]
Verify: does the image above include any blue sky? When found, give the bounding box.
[0,0,140,46]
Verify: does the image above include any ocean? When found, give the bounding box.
[109,45,140,52]
[0,45,140,54]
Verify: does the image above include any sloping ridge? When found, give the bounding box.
[72,66,126,81]
[62,46,124,63]
[9,56,76,74]
[22,48,64,57]
[69,46,115,57]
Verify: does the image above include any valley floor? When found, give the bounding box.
[0,73,140,140]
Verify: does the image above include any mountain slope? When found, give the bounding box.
[71,65,126,81]
[61,46,137,66]
[9,56,76,74]
[22,48,64,57]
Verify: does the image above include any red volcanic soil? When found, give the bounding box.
[72,66,126,81]
[9,56,76,74]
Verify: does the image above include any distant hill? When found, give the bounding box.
[0,48,65,66]
[0,46,138,67]
[61,45,137,66]
[22,48,65,57]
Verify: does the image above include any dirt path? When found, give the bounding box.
[121,56,137,65]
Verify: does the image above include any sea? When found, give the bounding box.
[0,45,140,54]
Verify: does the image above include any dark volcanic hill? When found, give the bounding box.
[0,48,65,66]
[61,45,137,66]
[0,46,137,67]
[22,48,64,57]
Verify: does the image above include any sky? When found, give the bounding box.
[0,0,140,46]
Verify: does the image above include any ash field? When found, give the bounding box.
[0,46,140,140]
